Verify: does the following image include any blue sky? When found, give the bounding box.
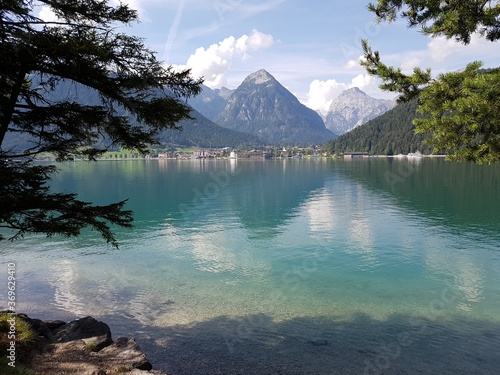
[39,0,500,113]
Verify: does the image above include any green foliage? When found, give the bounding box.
[367,0,500,43]
[0,358,34,375]
[0,313,37,374]
[158,113,265,148]
[0,160,133,247]
[0,0,202,246]
[116,365,132,372]
[323,98,435,155]
[362,0,500,163]
[84,343,99,352]
[415,63,500,164]
[0,313,36,344]
[361,40,432,103]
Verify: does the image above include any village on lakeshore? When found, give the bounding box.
[35,146,430,162]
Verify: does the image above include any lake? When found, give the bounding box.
[2,157,500,374]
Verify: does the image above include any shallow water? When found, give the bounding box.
[2,158,500,374]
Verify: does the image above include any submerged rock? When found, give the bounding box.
[308,338,329,346]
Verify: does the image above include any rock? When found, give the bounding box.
[88,370,106,375]
[15,313,54,340]
[308,338,329,346]
[44,319,67,331]
[100,337,152,371]
[53,316,112,350]
[16,313,163,374]
[324,87,395,135]
[129,370,167,375]
[216,69,335,144]
[57,340,86,351]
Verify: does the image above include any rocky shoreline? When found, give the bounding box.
[14,313,166,375]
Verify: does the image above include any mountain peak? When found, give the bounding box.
[216,69,335,144]
[325,88,395,135]
[339,87,367,97]
[243,69,275,85]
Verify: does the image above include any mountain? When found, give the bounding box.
[216,69,336,145]
[323,97,439,155]
[3,78,263,151]
[324,87,395,135]
[187,84,229,122]
[215,86,235,100]
[158,110,264,148]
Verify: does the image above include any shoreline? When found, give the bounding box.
[35,153,447,162]
[1,312,166,375]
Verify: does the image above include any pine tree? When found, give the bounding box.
[361,0,500,163]
[0,0,202,246]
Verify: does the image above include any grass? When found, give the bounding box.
[0,313,37,375]
[0,357,34,375]
[116,365,131,372]
[0,314,36,344]
[84,343,100,352]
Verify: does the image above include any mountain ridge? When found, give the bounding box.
[324,87,395,135]
[3,78,264,151]
[323,97,439,155]
[216,69,336,145]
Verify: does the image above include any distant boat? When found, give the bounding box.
[229,151,237,159]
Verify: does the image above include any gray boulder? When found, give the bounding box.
[100,337,153,371]
[53,316,112,350]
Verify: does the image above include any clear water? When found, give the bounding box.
[1,158,500,374]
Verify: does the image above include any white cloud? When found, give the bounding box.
[344,59,360,70]
[306,74,377,114]
[427,36,463,62]
[306,79,347,114]
[384,33,499,76]
[173,29,275,88]
[350,73,374,89]
[426,33,499,66]
[400,56,423,72]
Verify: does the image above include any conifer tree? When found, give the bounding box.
[361,0,500,163]
[0,0,202,246]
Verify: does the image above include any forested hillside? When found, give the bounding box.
[323,98,439,155]
[158,112,265,148]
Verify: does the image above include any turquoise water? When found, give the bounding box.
[2,158,500,374]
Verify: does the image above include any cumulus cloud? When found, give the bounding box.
[173,29,275,88]
[351,73,374,88]
[306,74,376,114]
[426,35,475,62]
[344,59,360,70]
[306,79,347,114]
[400,56,424,72]
[387,33,499,74]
